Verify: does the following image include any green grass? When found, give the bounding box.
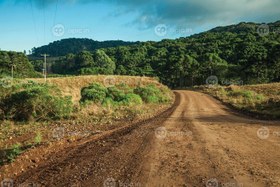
[80,83,171,107]
[198,85,280,119]
[34,132,42,145]
[0,76,174,166]
[0,143,23,165]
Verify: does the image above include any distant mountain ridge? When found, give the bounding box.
[31,38,139,57]
[205,20,280,35]
[26,20,280,87]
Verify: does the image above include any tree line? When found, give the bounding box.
[45,21,280,87]
[1,21,279,88]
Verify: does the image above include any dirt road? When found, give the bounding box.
[13,91,280,187]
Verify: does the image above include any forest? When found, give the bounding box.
[1,21,280,88]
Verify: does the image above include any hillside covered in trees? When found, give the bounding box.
[1,21,279,88]
[31,38,138,57]
[0,51,38,78]
[47,21,280,87]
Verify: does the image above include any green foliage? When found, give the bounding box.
[134,84,170,103]
[107,87,126,102]
[52,49,116,76]
[76,51,94,68]
[120,93,143,106]
[81,83,170,106]
[81,83,107,103]
[94,49,116,74]
[30,60,43,72]
[7,143,22,163]
[34,132,42,145]
[29,21,280,87]
[0,51,39,78]
[31,38,137,57]
[0,83,73,121]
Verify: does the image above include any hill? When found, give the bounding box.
[30,38,139,57]
[46,20,280,87]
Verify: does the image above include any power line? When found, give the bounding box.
[43,3,46,44]
[29,0,39,47]
[53,0,59,26]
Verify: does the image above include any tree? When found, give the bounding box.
[76,51,94,68]
[94,50,116,74]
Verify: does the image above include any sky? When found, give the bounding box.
[0,0,279,52]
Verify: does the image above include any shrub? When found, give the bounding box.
[102,97,116,107]
[81,83,170,107]
[107,87,126,102]
[81,83,107,103]
[134,84,169,103]
[120,93,143,106]
[1,84,73,121]
[116,83,133,94]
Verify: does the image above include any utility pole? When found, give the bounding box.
[41,54,49,83]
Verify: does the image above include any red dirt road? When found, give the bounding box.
[11,91,280,186]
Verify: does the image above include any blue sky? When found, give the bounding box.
[0,0,279,52]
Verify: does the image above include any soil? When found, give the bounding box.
[1,91,280,187]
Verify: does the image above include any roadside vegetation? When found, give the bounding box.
[29,21,280,88]
[0,76,174,166]
[198,84,280,119]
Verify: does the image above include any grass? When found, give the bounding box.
[197,84,280,119]
[34,132,42,145]
[0,75,174,166]
[28,75,161,103]
[0,143,22,165]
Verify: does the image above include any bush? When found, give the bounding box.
[107,87,126,102]
[81,83,107,103]
[102,97,116,107]
[120,93,143,106]
[81,83,170,107]
[116,83,133,94]
[1,84,73,121]
[134,84,169,103]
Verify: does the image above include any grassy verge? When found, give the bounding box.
[196,84,280,120]
[0,76,174,166]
